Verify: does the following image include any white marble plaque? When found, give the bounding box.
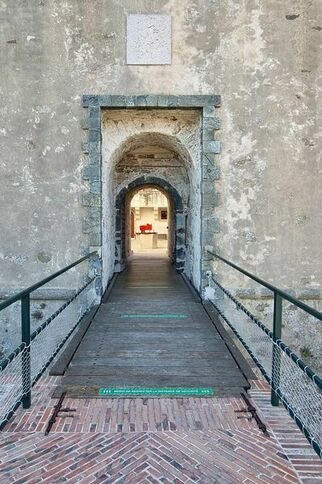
[126,14,171,65]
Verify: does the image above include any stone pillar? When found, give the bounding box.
[175,210,186,273]
[200,105,221,290]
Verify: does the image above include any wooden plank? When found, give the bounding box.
[49,305,99,376]
[101,273,118,303]
[65,365,241,377]
[60,374,249,388]
[76,342,223,352]
[181,273,201,302]
[73,348,234,364]
[87,322,211,330]
[69,356,238,368]
[83,329,221,338]
[203,301,257,381]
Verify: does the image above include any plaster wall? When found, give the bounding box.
[1,1,321,291]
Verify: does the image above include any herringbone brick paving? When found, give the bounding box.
[1,376,321,482]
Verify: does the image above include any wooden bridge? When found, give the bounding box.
[51,254,251,398]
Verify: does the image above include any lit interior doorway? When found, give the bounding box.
[129,187,169,257]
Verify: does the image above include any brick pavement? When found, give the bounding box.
[0,376,321,483]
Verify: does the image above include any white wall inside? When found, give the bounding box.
[130,188,169,251]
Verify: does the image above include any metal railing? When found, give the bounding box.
[207,250,322,458]
[0,252,97,429]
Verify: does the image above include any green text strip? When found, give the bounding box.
[98,387,214,397]
[120,314,187,319]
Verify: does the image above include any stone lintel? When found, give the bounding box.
[83,94,221,108]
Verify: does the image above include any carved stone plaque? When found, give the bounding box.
[126,14,172,65]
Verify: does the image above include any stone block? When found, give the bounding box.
[203,231,216,246]
[89,106,100,118]
[97,95,112,106]
[144,95,159,106]
[136,95,148,106]
[204,140,221,153]
[82,142,89,154]
[88,206,100,219]
[206,217,220,233]
[157,96,170,107]
[82,193,101,207]
[82,216,100,234]
[85,141,100,156]
[89,153,101,169]
[203,152,216,164]
[203,106,215,116]
[176,211,185,226]
[94,276,102,295]
[88,129,100,142]
[82,164,100,181]
[167,95,179,107]
[176,235,185,246]
[203,116,221,130]
[176,247,185,259]
[89,255,102,273]
[83,95,99,107]
[109,95,128,106]
[89,232,101,246]
[202,127,215,142]
[203,162,221,181]
[203,190,220,207]
[115,214,121,231]
[171,95,218,107]
[82,116,100,131]
[81,118,89,130]
[125,96,137,107]
[89,181,101,194]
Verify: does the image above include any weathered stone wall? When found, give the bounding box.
[1,1,321,354]
[1,0,321,290]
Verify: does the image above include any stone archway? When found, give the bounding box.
[103,121,196,290]
[115,176,185,273]
[82,96,221,295]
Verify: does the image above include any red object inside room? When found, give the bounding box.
[139,224,152,233]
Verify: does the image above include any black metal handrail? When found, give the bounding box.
[207,250,322,457]
[207,251,322,321]
[0,252,97,311]
[0,251,97,428]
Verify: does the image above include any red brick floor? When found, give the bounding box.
[0,376,321,483]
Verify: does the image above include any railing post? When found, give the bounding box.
[21,294,31,409]
[271,292,282,406]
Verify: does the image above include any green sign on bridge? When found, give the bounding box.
[98,387,214,397]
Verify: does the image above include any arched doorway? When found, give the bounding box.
[115,177,185,272]
[101,117,202,292]
[129,187,169,256]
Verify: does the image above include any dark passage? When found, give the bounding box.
[55,255,250,397]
